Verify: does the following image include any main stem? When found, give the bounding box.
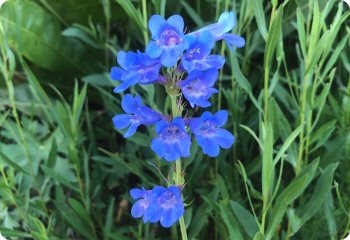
[170,94,188,240]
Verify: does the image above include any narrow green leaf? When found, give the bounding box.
[72,82,87,128]
[296,8,306,58]
[252,0,268,40]
[0,110,10,126]
[27,216,48,240]
[47,139,57,168]
[239,124,263,149]
[219,201,244,240]
[55,201,95,240]
[19,57,52,105]
[269,99,298,166]
[104,198,116,236]
[262,123,274,202]
[41,165,79,192]
[309,120,336,152]
[265,159,319,239]
[114,0,144,31]
[0,182,15,203]
[188,206,210,239]
[230,53,263,112]
[273,125,303,164]
[306,31,329,74]
[62,27,102,49]
[323,192,337,239]
[0,152,31,175]
[308,1,321,57]
[321,33,350,80]
[264,6,283,68]
[311,83,332,129]
[231,201,259,238]
[69,198,92,228]
[0,227,32,238]
[290,163,338,235]
[180,0,203,26]
[82,73,113,87]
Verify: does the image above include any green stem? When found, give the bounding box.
[296,72,309,175]
[263,66,270,122]
[170,94,188,240]
[142,0,149,46]
[179,216,188,240]
[175,159,187,240]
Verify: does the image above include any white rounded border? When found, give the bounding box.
[0,0,8,8]
[344,0,350,7]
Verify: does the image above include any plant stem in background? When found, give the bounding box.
[142,0,149,46]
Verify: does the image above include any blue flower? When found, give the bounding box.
[190,110,235,157]
[130,186,185,228]
[130,187,154,223]
[179,69,219,108]
[110,51,161,93]
[188,12,245,50]
[151,118,191,161]
[146,15,189,67]
[146,186,185,228]
[113,94,161,138]
[181,31,225,73]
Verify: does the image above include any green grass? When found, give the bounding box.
[0,0,350,239]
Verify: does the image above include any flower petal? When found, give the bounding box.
[112,114,132,129]
[131,199,146,218]
[160,208,177,228]
[146,41,163,58]
[110,67,124,80]
[151,137,166,158]
[148,15,166,39]
[201,69,219,86]
[167,15,184,33]
[177,137,191,157]
[124,122,140,138]
[189,117,202,131]
[160,48,179,67]
[212,110,228,127]
[121,94,137,113]
[130,188,145,199]
[163,143,181,161]
[113,82,129,93]
[205,55,225,69]
[196,136,220,157]
[172,117,186,131]
[215,128,235,148]
[223,33,245,49]
[155,120,169,133]
[145,201,162,223]
[116,51,127,69]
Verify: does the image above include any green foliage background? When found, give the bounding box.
[0,0,350,239]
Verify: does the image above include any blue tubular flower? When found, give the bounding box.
[130,188,154,222]
[146,15,188,67]
[179,69,219,108]
[146,186,185,228]
[181,31,225,73]
[151,118,191,161]
[113,94,161,138]
[190,110,235,157]
[110,51,161,93]
[188,12,245,50]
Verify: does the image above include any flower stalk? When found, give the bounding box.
[171,93,188,240]
[110,11,244,237]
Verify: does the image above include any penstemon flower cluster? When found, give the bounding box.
[111,12,244,232]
